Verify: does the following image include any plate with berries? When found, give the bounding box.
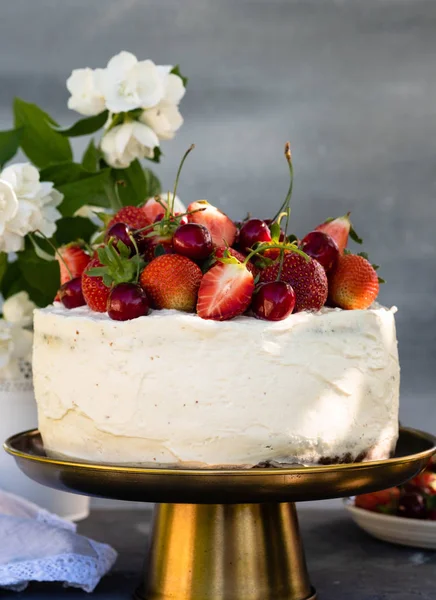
[345,457,436,549]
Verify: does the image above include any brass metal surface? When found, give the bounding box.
[4,427,435,504]
[4,427,435,600]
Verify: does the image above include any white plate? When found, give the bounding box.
[344,498,436,550]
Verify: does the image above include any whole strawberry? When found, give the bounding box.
[260,253,328,312]
[329,254,379,310]
[140,254,202,312]
[82,258,111,312]
[107,206,151,230]
[57,244,90,285]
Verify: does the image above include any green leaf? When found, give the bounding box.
[270,222,281,242]
[143,168,161,198]
[57,110,108,137]
[113,160,147,206]
[378,276,386,284]
[13,98,72,168]
[287,234,298,244]
[170,65,188,87]
[81,139,101,172]
[147,146,162,164]
[15,244,60,305]
[40,162,94,186]
[54,216,97,246]
[372,264,380,271]
[349,224,363,245]
[154,244,166,258]
[28,234,56,261]
[57,170,113,216]
[357,252,369,260]
[0,253,7,287]
[0,127,23,168]
[426,495,436,510]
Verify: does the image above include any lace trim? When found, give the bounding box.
[35,509,76,532]
[0,546,117,593]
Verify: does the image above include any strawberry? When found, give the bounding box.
[260,253,328,312]
[329,254,379,310]
[57,244,91,285]
[355,488,400,513]
[197,261,254,320]
[141,197,166,223]
[140,254,202,312]
[214,246,258,276]
[107,206,151,230]
[187,200,237,247]
[315,213,360,254]
[406,471,436,495]
[141,235,174,263]
[81,258,111,312]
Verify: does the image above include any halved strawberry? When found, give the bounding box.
[328,254,379,310]
[197,261,254,320]
[107,206,151,230]
[187,200,237,247]
[214,247,258,276]
[141,198,166,224]
[315,213,356,254]
[57,244,91,285]
[81,258,111,312]
[355,488,400,513]
[139,254,202,312]
[260,253,328,312]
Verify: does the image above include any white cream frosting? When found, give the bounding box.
[33,304,400,467]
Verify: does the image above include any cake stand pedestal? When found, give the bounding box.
[5,427,436,600]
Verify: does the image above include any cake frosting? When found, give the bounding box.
[33,303,400,468]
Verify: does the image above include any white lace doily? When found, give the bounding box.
[0,490,117,592]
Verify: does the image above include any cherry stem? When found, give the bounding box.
[272,143,293,226]
[33,230,73,280]
[128,233,141,283]
[244,241,309,266]
[170,144,195,215]
[134,207,205,235]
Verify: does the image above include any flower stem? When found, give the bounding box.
[170,144,195,215]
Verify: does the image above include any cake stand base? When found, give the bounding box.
[138,502,316,600]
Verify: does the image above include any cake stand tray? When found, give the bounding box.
[5,427,436,600]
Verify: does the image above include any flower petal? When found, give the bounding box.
[132,122,159,149]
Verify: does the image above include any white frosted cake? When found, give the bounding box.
[33,303,399,467]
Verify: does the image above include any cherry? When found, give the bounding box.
[239,219,272,253]
[173,223,213,260]
[251,281,296,321]
[58,277,86,309]
[397,491,427,519]
[300,231,339,273]
[107,283,150,321]
[105,222,135,253]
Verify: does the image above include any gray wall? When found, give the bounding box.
[0,2,435,432]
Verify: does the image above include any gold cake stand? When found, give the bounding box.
[4,427,436,600]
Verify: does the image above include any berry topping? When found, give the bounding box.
[214,247,258,276]
[238,218,272,253]
[105,222,135,253]
[397,491,427,520]
[315,213,361,254]
[108,205,151,230]
[251,281,295,321]
[57,244,90,285]
[260,253,328,313]
[82,258,111,313]
[58,277,86,309]
[140,254,202,312]
[197,260,254,321]
[141,235,174,263]
[328,254,379,310]
[187,200,237,247]
[107,283,150,321]
[172,223,213,261]
[142,197,167,224]
[355,488,400,513]
[300,231,339,273]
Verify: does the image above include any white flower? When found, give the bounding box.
[98,51,164,113]
[67,67,106,116]
[0,318,33,380]
[2,292,36,328]
[100,121,159,169]
[141,67,185,140]
[0,322,14,371]
[0,163,63,253]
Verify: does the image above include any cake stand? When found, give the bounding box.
[4,427,436,600]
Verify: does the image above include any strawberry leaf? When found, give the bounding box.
[357,251,369,260]
[349,224,363,245]
[287,234,298,244]
[270,222,281,242]
[154,244,167,258]
[426,495,436,510]
[378,276,386,284]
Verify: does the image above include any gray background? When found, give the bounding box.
[0,1,434,459]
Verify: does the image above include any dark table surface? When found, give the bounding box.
[1,507,435,599]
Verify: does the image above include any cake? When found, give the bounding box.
[33,145,400,468]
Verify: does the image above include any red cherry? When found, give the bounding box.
[251,281,296,321]
[397,491,427,519]
[105,222,135,252]
[300,231,339,272]
[173,223,214,260]
[58,277,86,309]
[107,283,150,321]
[239,219,272,253]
